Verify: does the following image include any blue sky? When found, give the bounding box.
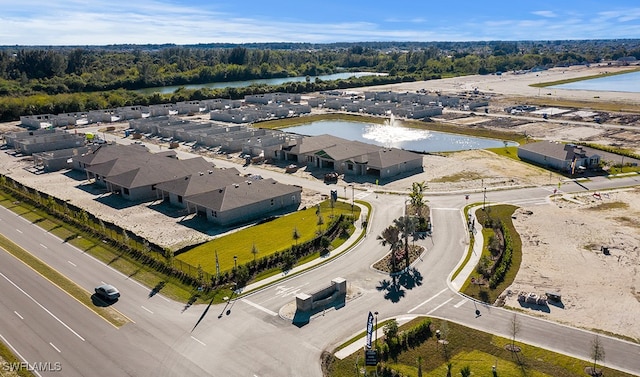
[1,0,640,45]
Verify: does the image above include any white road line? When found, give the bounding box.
[190,336,206,346]
[408,288,448,313]
[241,298,278,316]
[0,333,43,377]
[49,342,61,353]
[426,297,453,316]
[453,298,467,308]
[67,261,77,267]
[0,272,85,342]
[40,243,47,249]
[14,311,23,320]
[140,305,154,314]
[15,229,22,233]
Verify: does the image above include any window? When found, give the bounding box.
[270,199,274,206]
[123,188,130,195]
[151,184,156,191]
[178,195,183,203]
[211,210,217,217]
[347,163,353,171]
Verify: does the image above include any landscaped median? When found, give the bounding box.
[0,234,130,328]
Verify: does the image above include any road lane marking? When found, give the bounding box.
[67,261,76,267]
[40,243,47,249]
[190,336,206,346]
[408,288,448,313]
[0,271,85,342]
[14,311,23,320]
[140,305,154,314]
[426,297,453,315]
[454,298,467,308]
[0,334,43,377]
[241,298,277,316]
[49,342,61,353]
[15,229,22,233]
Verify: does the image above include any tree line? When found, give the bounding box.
[1,39,639,121]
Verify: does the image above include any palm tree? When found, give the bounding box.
[394,216,418,269]
[410,181,426,217]
[377,225,401,273]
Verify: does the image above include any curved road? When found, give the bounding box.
[1,140,640,376]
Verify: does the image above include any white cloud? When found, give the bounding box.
[532,10,557,18]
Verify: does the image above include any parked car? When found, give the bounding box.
[94,284,120,301]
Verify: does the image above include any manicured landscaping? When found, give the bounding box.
[177,200,360,274]
[461,205,522,304]
[325,317,634,377]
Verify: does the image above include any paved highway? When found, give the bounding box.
[1,137,640,375]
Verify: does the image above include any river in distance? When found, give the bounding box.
[138,72,386,95]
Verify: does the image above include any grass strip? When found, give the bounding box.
[0,234,130,328]
[0,340,35,377]
[327,317,634,377]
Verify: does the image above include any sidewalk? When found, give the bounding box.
[449,206,484,291]
[239,201,369,294]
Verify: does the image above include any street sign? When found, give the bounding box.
[365,350,377,366]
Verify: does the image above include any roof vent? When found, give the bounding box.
[199,172,204,176]
[234,183,239,188]
[208,170,213,174]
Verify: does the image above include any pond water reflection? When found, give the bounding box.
[284,116,517,153]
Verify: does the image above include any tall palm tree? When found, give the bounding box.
[377,225,401,273]
[410,181,426,217]
[394,216,418,269]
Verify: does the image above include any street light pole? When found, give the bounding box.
[233,255,237,270]
[350,184,354,217]
[483,187,487,210]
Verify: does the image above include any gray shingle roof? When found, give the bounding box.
[155,168,245,197]
[187,178,301,211]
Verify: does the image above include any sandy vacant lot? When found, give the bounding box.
[2,64,640,341]
[508,188,640,341]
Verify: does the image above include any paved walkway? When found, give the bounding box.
[239,201,369,294]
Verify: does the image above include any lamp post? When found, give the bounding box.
[483,187,487,210]
[374,311,379,348]
[233,255,237,270]
[349,184,354,216]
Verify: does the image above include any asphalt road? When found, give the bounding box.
[1,141,640,376]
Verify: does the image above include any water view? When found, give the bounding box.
[137,72,386,95]
[284,116,517,153]
[550,70,640,93]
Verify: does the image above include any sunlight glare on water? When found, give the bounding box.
[362,115,431,147]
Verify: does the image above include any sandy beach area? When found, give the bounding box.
[2,63,640,340]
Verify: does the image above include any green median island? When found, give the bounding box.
[177,200,361,280]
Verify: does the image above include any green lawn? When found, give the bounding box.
[177,200,360,274]
[327,317,634,377]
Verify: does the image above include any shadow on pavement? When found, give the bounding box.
[91,294,117,307]
[376,267,423,303]
[292,293,346,327]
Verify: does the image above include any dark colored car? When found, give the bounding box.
[94,284,120,301]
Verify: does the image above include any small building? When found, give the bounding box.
[185,178,302,226]
[518,141,601,173]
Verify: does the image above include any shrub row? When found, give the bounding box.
[489,221,513,289]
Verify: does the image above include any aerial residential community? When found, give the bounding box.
[1,2,640,377]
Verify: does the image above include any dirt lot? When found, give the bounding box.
[2,64,640,340]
